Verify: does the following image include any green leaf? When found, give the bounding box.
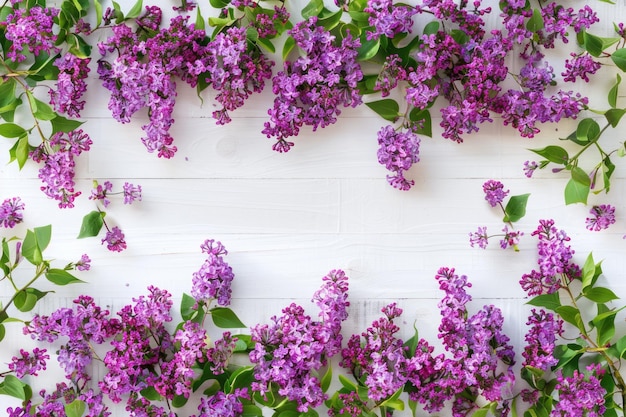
[30,96,56,121]
[584,32,620,57]
[0,375,27,400]
[0,123,27,138]
[365,99,400,122]
[172,393,188,408]
[256,37,275,53]
[226,366,255,393]
[22,229,43,265]
[180,293,197,321]
[554,343,583,374]
[473,409,489,417]
[403,322,419,358]
[209,0,230,8]
[195,6,205,31]
[564,177,589,205]
[576,118,600,143]
[14,136,30,170]
[51,115,84,134]
[242,404,263,417]
[14,290,38,312]
[408,108,432,137]
[34,224,51,252]
[555,305,582,330]
[0,79,17,108]
[283,36,296,61]
[611,48,626,71]
[77,211,105,238]
[318,10,342,31]
[321,366,332,393]
[125,0,143,19]
[530,146,568,165]
[527,292,561,311]
[423,21,439,35]
[581,252,596,290]
[301,0,324,19]
[608,73,621,108]
[94,0,103,27]
[0,324,5,342]
[210,307,246,328]
[503,193,530,223]
[338,374,357,390]
[64,399,86,417]
[585,287,619,303]
[526,8,544,32]
[140,386,163,401]
[592,308,617,346]
[614,334,626,358]
[605,108,626,127]
[357,35,380,61]
[46,269,84,286]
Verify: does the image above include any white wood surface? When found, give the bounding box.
[2,0,626,414]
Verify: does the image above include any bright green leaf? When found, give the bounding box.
[530,146,568,165]
[256,37,275,53]
[15,136,30,170]
[210,307,246,328]
[283,36,296,61]
[611,48,626,71]
[318,10,342,31]
[365,99,400,122]
[408,108,432,137]
[608,73,621,108]
[125,0,143,19]
[14,290,38,312]
[423,21,439,35]
[321,366,332,393]
[526,8,544,32]
[195,6,205,31]
[584,32,619,57]
[576,118,600,143]
[64,399,86,417]
[555,305,582,330]
[22,229,43,265]
[31,97,56,121]
[180,293,197,321]
[0,123,26,138]
[301,0,324,19]
[46,269,84,286]
[77,211,105,238]
[0,324,5,342]
[0,375,27,400]
[209,0,230,8]
[526,292,561,311]
[140,386,163,401]
[357,35,380,61]
[51,115,84,134]
[605,108,625,127]
[585,287,619,303]
[503,193,530,223]
[581,252,596,290]
[564,177,589,205]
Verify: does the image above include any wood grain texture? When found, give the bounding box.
[2,0,626,414]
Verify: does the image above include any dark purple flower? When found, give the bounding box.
[0,197,25,228]
[585,204,615,231]
[8,348,49,378]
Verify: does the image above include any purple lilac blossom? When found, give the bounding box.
[49,54,91,118]
[0,197,25,228]
[189,26,274,125]
[500,226,523,250]
[194,389,249,417]
[262,17,363,152]
[207,331,238,374]
[249,270,349,412]
[519,220,580,296]
[377,125,420,190]
[8,384,110,417]
[75,253,91,271]
[31,130,92,208]
[469,226,489,249]
[5,6,59,62]
[311,269,350,356]
[483,180,509,207]
[375,54,409,97]
[522,309,561,371]
[100,286,173,403]
[364,0,418,40]
[562,53,601,82]
[191,239,234,306]
[102,226,127,252]
[8,348,50,378]
[552,364,606,417]
[585,204,615,231]
[524,160,539,178]
[122,182,142,204]
[90,180,114,207]
[341,303,411,402]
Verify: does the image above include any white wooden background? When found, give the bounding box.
[2,0,626,414]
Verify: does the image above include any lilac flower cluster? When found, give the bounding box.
[4,6,59,63]
[483,180,509,207]
[194,389,249,417]
[364,0,418,40]
[585,204,615,231]
[520,220,580,296]
[7,384,109,417]
[0,197,24,228]
[376,126,420,190]
[31,129,92,208]
[262,17,363,152]
[521,309,562,371]
[191,239,235,306]
[249,270,350,412]
[189,26,274,125]
[552,364,606,416]
[90,180,142,208]
[49,54,91,118]
[25,295,121,387]
[102,226,127,252]
[7,347,49,378]
[99,6,275,157]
